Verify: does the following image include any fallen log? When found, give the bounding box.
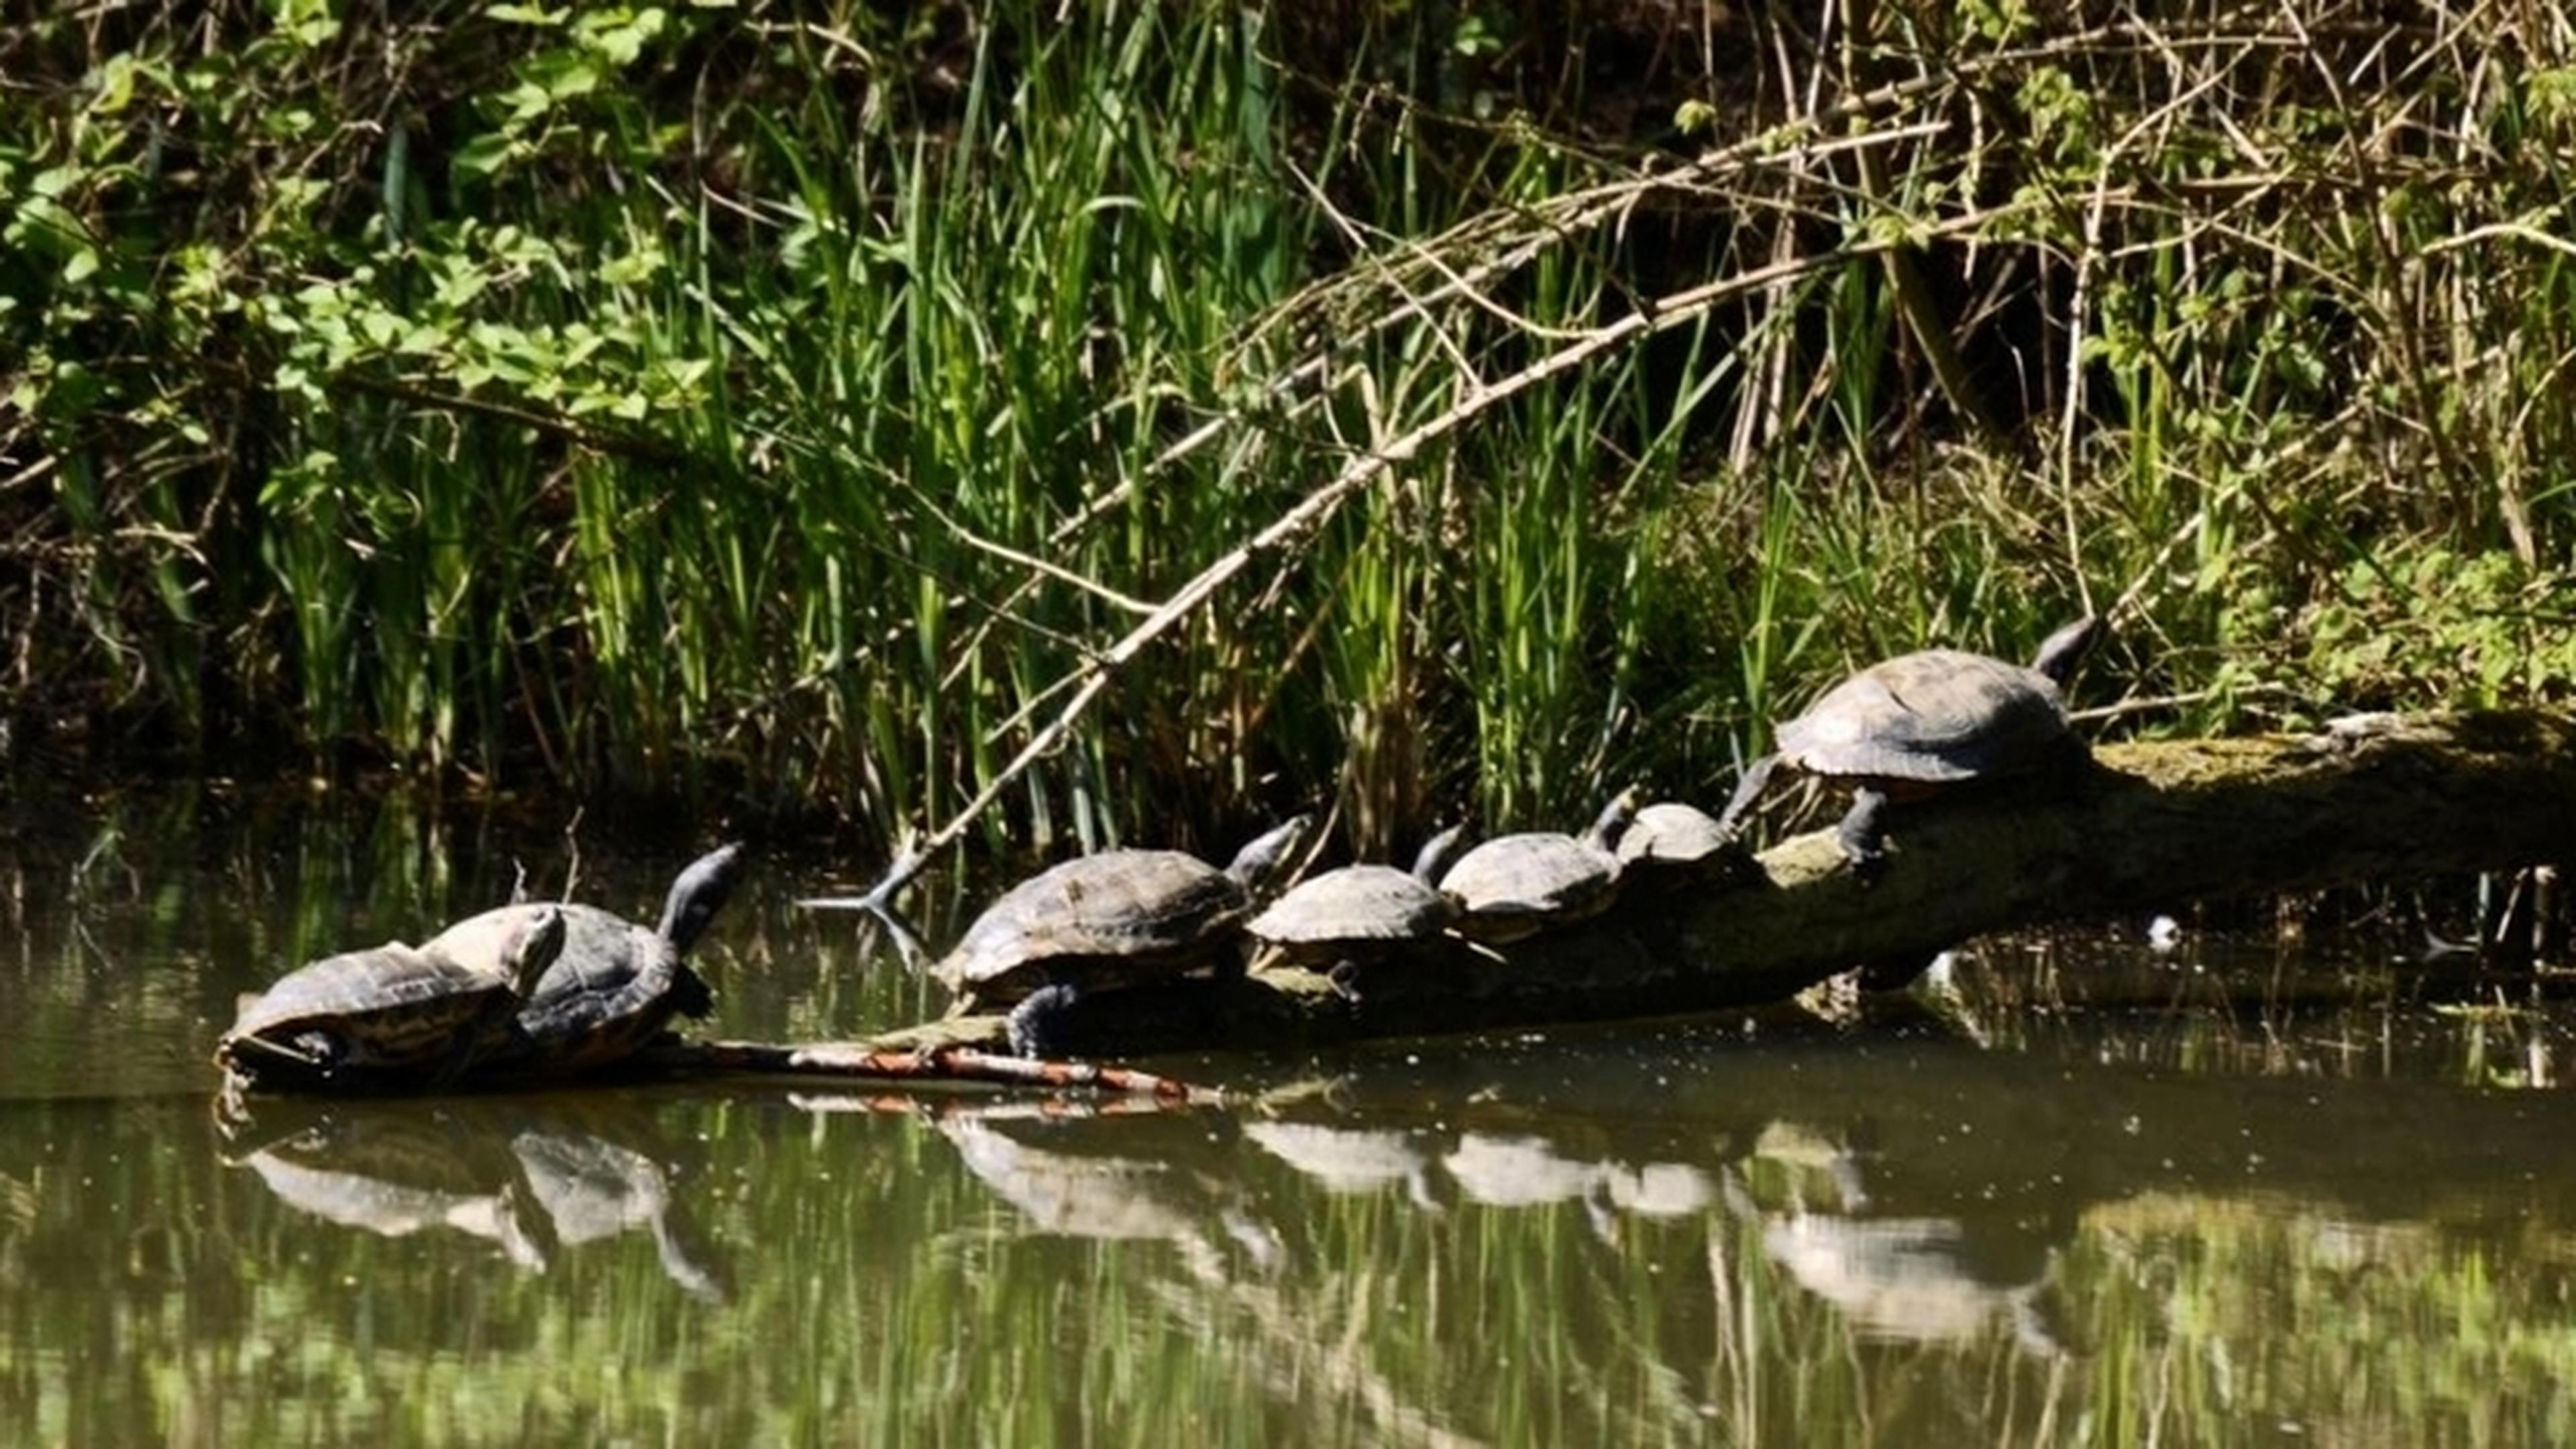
[627,1039,1218,1100]
[783,710,2576,1063]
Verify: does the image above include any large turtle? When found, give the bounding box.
[216,904,566,1096]
[1437,789,1640,944]
[935,815,1313,1057]
[1246,825,1469,998]
[1715,616,2102,873]
[431,842,745,1079]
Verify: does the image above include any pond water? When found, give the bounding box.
[4,786,2573,1445]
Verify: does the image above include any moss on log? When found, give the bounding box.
[796,710,2576,1062]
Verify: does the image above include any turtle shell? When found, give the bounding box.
[1246,865,1458,963]
[429,904,710,1077]
[1775,649,2073,785]
[1439,834,1621,943]
[1615,802,1732,869]
[215,906,563,1093]
[426,843,740,1079]
[934,851,1250,1010]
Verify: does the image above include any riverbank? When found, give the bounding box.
[9,0,2572,861]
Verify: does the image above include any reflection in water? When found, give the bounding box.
[1731,1179,2068,1356]
[926,1101,1284,1279]
[1242,1118,1442,1209]
[512,1125,729,1303]
[222,1100,548,1271]
[7,788,2576,1442]
[1598,1160,1715,1219]
[218,1094,729,1299]
[1441,1130,1621,1242]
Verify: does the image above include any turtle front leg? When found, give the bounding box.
[1006,981,1083,1060]
[220,1030,343,1089]
[1713,754,1781,843]
[1836,786,1893,881]
[426,1019,496,1090]
[1324,959,1365,1004]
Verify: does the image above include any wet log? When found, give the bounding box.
[629,1039,1216,1099]
[810,710,2576,1061]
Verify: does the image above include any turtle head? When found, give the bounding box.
[1409,822,1471,885]
[657,842,747,951]
[1225,814,1317,894]
[2031,616,2104,687]
[1585,785,1644,853]
[505,904,569,993]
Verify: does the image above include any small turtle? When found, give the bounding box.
[1715,617,2101,875]
[216,905,566,1095]
[1246,825,1470,998]
[934,815,1314,1057]
[1614,801,1735,875]
[1437,789,1640,943]
[431,842,745,1079]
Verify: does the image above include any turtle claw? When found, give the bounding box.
[1005,981,1083,1060]
[1836,788,1893,884]
[1324,961,1364,1004]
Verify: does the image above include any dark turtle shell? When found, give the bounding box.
[435,843,743,1078]
[1713,617,2104,873]
[1615,802,1732,870]
[1774,649,2076,786]
[215,905,565,1093]
[1247,865,1459,963]
[1439,791,1638,943]
[935,816,1313,1014]
[935,851,1251,1010]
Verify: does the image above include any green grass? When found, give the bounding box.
[5,0,2575,867]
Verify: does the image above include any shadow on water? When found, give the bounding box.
[3,784,2575,1442]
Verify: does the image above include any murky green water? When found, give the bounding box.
[5,787,2573,1445]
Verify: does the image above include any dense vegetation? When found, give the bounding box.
[7,0,2575,861]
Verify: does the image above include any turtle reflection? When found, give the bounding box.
[511,1119,728,1302]
[219,1096,547,1269]
[1237,1106,1721,1240]
[1753,1208,2065,1354]
[1727,1125,2070,1356]
[217,1094,727,1298]
[1242,1118,1444,1209]
[912,1100,1285,1280]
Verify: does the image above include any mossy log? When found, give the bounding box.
[733,710,2576,1067]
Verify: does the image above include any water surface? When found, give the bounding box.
[4,787,2572,1444]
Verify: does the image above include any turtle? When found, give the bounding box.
[1713,616,2102,875]
[215,904,566,1096]
[1245,824,1470,999]
[932,814,1314,1058]
[1436,788,1640,943]
[429,841,745,1079]
[1614,801,1735,875]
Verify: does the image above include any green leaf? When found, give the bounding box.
[451,131,517,179]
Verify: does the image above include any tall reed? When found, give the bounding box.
[7,0,2575,863]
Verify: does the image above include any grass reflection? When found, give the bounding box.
[3,791,2575,1442]
[3,1046,2575,1444]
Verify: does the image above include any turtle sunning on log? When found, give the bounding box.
[928,815,1315,1059]
[1437,788,1640,943]
[1716,617,2102,875]
[1246,824,1470,1000]
[216,905,567,1097]
[1615,800,1736,877]
[429,842,746,1080]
